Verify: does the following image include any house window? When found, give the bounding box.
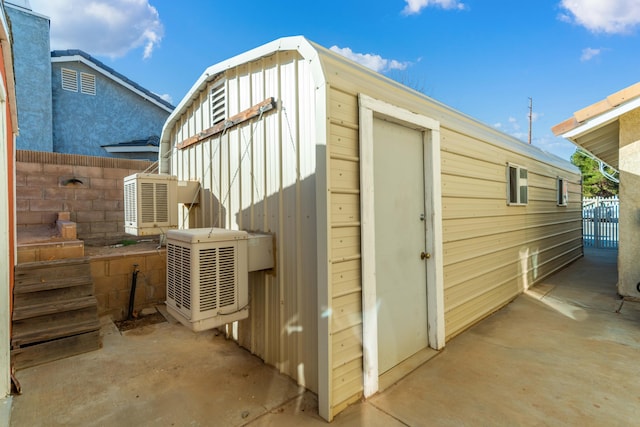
[507,163,528,205]
[80,72,96,95]
[61,68,78,92]
[557,177,568,206]
[210,79,226,126]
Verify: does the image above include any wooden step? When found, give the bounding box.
[13,283,94,306]
[12,256,101,369]
[11,330,101,370]
[15,257,91,288]
[12,296,98,321]
[14,276,93,294]
[12,313,100,348]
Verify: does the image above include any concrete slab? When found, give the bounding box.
[9,248,640,426]
[11,319,303,426]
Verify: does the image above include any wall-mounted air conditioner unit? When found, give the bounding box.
[165,228,249,331]
[124,173,200,236]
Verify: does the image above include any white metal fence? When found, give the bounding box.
[583,197,619,249]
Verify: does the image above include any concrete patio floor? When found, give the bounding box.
[9,248,640,426]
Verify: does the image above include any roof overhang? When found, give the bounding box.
[552,82,640,170]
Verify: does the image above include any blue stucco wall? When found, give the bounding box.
[6,6,53,151]
[51,62,170,159]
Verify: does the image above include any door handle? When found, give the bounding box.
[420,252,431,260]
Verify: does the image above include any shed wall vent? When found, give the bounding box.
[210,79,226,126]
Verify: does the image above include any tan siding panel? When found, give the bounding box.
[331,193,360,224]
[330,226,360,260]
[330,159,359,190]
[332,325,363,367]
[332,259,361,297]
[330,124,359,158]
[329,88,358,126]
[441,151,504,182]
[331,292,362,333]
[445,279,520,339]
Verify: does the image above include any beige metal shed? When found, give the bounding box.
[158,36,582,421]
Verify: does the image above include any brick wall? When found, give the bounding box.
[90,248,166,320]
[16,150,154,244]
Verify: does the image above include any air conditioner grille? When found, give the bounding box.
[140,182,169,223]
[218,247,236,307]
[155,183,169,222]
[167,243,191,311]
[124,181,136,223]
[141,183,155,223]
[199,248,218,312]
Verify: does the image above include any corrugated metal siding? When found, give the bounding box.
[167,51,318,393]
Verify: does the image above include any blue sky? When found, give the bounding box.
[27,0,640,162]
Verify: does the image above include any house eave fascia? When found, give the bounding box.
[52,55,173,113]
[561,96,640,140]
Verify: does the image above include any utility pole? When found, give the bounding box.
[528,97,533,144]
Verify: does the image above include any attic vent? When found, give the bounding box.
[80,72,96,95]
[61,68,78,92]
[210,80,226,125]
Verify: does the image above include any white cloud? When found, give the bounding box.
[580,47,602,61]
[330,46,410,73]
[29,0,164,59]
[402,0,466,15]
[559,0,640,34]
[157,93,173,104]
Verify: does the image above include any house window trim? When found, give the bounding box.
[61,68,78,92]
[507,163,528,206]
[557,177,568,207]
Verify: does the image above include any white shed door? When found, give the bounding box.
[373,117,429,374]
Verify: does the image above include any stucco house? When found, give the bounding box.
[50,49,173,160]
[553,81,640,299]
[5,0,173,160]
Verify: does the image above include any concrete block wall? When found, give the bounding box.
[16,150,154,244]
[90,249,166,320]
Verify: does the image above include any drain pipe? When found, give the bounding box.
[127,264,140,320]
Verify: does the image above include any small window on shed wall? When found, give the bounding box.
[80,72,96,95]
[557,177,568,206]
[507,163,528,205]
[61,68,78,92]
[210,79,226,126]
